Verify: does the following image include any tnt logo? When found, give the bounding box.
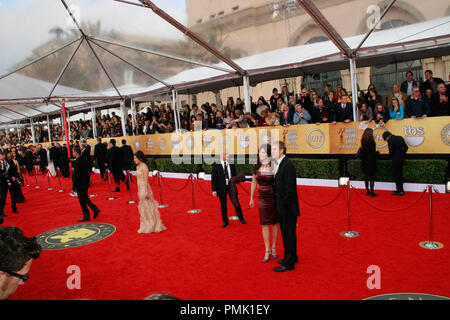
[403,126,425,147]
[372,126,388,149]
[307,129,324,149]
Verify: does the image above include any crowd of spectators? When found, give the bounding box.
[1,69,449,147]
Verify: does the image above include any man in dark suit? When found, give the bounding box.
[120,139,134,173]
[333,94,354,123]
[80,139,92,170]
[211,151,246,228]
[94,138,107,180]
[272,141,300,272]
[48,142,57,166]
[106,139,127,192]
[24,146,35,176]
[72,146,100,222]
[0,149,10,224]
[36,144,48,175]
[421,69,445,95]
[383,131,409,196]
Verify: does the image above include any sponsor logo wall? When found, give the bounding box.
[26,117,450,155]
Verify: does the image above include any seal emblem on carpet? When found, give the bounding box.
[36,223,116,250]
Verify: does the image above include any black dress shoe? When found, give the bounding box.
[239,219,247,224]
[77,219,90,222]
[370,192,378,197]
[222,223,229,228]
[1,214,8,218]
[273,265,295,272]
[277,259,285,265]
[392,191,405,196]
[112,188,120,192]
[12,208,18,214]
[93,209,100,219]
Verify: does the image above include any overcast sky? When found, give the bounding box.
[0,0,187,75]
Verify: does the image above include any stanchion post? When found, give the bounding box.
[34,166,40,189]
[89,169,97,198]
[22,166,30,187]
[126,170,137,204]
[187,174,201,214]
[340,181,359,238]
[46,169,53,190]
[56,168,64,192]
[106,169,116,201]
[157,172,168,208]
[419,185,444,250]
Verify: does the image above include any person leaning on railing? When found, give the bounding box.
[405,86,430,118]
[389,98,404,120]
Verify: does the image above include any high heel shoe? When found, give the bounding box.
[271,247,278,259]
[261,250,271,263]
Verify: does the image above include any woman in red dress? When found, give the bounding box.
[249,144,280,263]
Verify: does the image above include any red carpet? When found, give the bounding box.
[3,173,450,300]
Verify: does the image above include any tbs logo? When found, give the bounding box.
[403,126,424,147]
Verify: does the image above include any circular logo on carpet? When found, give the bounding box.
[364,293,450,300]
[36,223,116,250]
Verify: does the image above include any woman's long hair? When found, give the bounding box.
[252,144,272,174]
[389,97,399,112]
[361,128,374,146]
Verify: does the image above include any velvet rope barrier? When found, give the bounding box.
[55,168,65,192]
[20,166,30,187]
[33,165,40,188]
[160,174,193,192]
[44,168,53,190]
[193,177,214,197]
[351,185,427,212]
[299,187,345,208]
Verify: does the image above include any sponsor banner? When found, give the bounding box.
[22,117,450,155]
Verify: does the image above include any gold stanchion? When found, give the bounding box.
[340,181,359,238]
[187,174,201,214]
[419,185,444,250]
[126,170,137,204]
[106,170,116,201]
[156,171,168,208]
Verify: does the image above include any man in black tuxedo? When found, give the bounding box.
[36,144,48,175]
[59,144,70,178]
[24,146,35,175]
[382,131,408,195]
[49,142,57,166]
[211,151,246,228]
[52,143,62,174]
[272,141,300,272]
[120,139,134,173]
[72,146,100,222]
[0,149,10,224]
[106,139,127,192]
[94,138,107,180]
